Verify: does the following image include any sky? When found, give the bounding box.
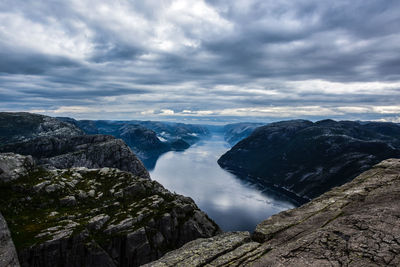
[0,0,400,124]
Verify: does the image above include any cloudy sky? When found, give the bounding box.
[1,0,400,123]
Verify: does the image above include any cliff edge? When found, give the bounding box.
[147,158,400,266]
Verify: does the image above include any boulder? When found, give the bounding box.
[0,153,34,183]
[0,212,20,267]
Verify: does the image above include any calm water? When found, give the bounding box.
[149,134,295,232]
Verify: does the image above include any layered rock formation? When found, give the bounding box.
[147,158,400,266]
[0,153,221,267]
[0,135,149,179]
[0,112,149,179]
[218,119,400,200]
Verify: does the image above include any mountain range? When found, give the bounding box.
[1,112,400,266]
[57,117,209,169]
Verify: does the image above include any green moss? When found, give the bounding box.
[0,167,193,253]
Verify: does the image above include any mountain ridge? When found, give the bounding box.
[218,119,400,200]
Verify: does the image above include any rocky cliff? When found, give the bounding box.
[0,153,221,267]
[118,125,171,169]
[218,119,400,200]
[0,135,150,179]
[0,112,150,179]
[146,158,400,266]
[57,117,209,169]
[0,112,83,144]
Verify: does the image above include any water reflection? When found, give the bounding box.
[149,134,295,232]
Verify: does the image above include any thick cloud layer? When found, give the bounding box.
[0,0,399,123]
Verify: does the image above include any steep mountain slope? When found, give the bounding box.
[58,118,209,169]
[0,135,150,179]
[223,122,264,146]
[218,119,400,200]
[0,153,221,267]
[118,125,170,168]
[147,158,400,266]
[0,112,149,179]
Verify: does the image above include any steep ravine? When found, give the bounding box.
[146,158,400,266]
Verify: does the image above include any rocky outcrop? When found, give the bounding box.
[147,158,400,266]
[223,123,264,146]
[0,212,20,267]
[0,153,34,183]
[218,119,400,200]
[0,135,150,179]
[0,154,221,267]
[0,112,83,145]
[118,125,170,168]
[0,112,149,178]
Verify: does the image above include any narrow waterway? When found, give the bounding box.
[149,134,295,232]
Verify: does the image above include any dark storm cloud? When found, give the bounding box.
[0,49,80,75]
[0,0,399,121]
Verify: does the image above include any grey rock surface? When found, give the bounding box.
[0,156,221,267]
[0,112,83,145]
[0,153,34,183]
[147,158,400,266]
[0,112,149,179]
[0,135,150,179]
[0,213,20,267]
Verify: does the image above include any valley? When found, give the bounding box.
[149,134,295,232]
[1,112,400,266]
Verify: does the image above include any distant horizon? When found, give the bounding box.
[1,110,397,126]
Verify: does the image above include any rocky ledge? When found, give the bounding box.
[147,158,400,266]
[0,153,221,267]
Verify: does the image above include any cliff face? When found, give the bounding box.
[118,125,170,169]
[0,112,150,179]
[218,119,400,200]
[146,158,400,266]
[57,117,209,169]
[0,135,150,179]
[0,153,221,267]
